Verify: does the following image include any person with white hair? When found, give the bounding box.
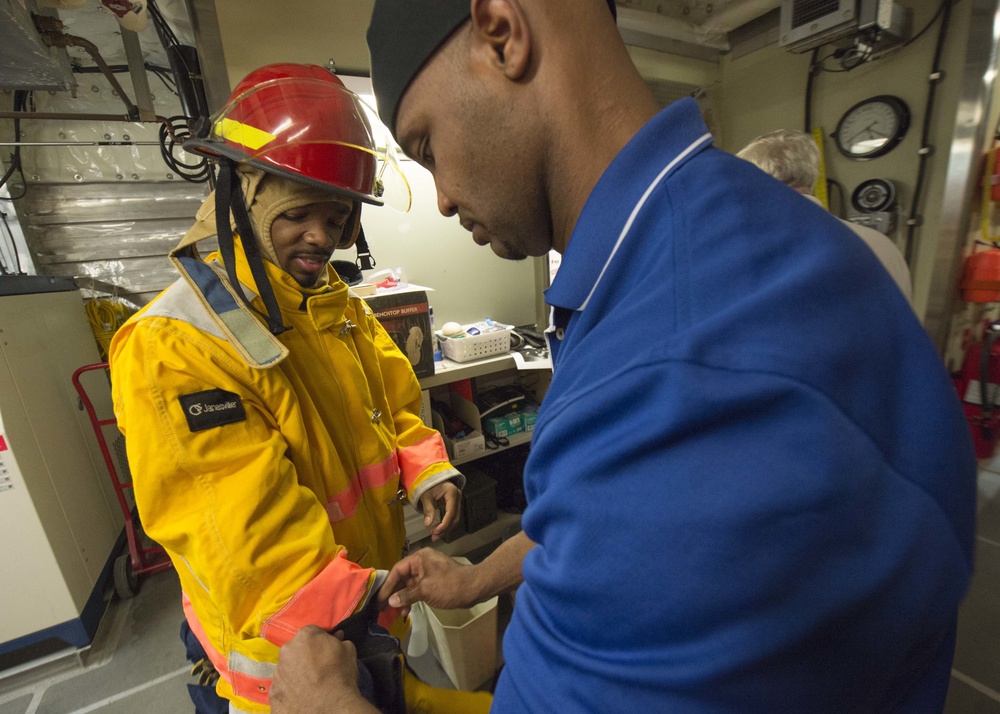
[737,129,912,303]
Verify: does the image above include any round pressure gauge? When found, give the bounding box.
[851,178,896,213]
[833,95,911,160]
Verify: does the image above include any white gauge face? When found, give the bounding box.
[834,96,910,160]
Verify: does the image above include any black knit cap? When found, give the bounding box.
[367,0,618,140]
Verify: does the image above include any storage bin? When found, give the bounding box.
[443,468,498,543]
[439,325,512,362]
[462,469,498,533]
[425,560,499,690]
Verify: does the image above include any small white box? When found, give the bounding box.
[444,429,485,460]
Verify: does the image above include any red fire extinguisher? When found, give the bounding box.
[953,146,1000,458]
[954,322,1000,459]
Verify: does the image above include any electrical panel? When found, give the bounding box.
[779,0,911,54]
[0,276,121,655]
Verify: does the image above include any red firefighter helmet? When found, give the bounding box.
[186,63,408,210]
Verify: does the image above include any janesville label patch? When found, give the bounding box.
[179,389,247,432]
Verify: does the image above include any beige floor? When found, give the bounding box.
[946,468,1000,713]
[0,567,192,714]
[0,469,998,714]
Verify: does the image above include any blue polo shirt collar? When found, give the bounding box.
[546,97,714,312]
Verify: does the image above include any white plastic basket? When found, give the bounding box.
[439,326,512,362]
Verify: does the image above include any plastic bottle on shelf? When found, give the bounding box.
[429,306,443,362]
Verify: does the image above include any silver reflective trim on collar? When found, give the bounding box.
[142,279,225,340]
[228,651,275,680]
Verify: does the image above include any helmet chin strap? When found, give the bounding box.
[355,224,376,271]
[216,159,291,336]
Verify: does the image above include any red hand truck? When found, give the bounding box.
[72,362,172,598]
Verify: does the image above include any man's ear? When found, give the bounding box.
[470,0,531,80]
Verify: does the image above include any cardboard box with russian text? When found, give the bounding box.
[365,286,434,378]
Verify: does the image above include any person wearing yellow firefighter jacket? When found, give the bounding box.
[109,64,490,714]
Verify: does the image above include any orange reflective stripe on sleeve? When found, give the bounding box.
[184,593,273,706]
[182,592,228,678]
[259,550,373,647]
[227,651,274,705]
[323,452,399,523]
[397,432,449,483]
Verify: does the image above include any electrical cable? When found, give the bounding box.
[73,62,174,75]
[159,115,211,183]
[0,90,30,200]
[870,0,950,64]
[147,0,181,49]
[0,209,24,275]
[73,63,180,97]
[85,294,133,360]
[809,0,950,75]
[144,0,211,184]
[804,47,820,132]
[147,0,199,106]
[826,178,846,219]
[903,0,954,263]
[149,68,179,97]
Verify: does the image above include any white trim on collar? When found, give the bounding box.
[578,132,714,313]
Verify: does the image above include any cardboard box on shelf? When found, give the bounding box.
[431,401,486,461]
[482,412,523,439]
[445,429,486,461]
[364,285,434,378]
[520,405,538,433]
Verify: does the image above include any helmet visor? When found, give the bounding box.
[192,76,411,212]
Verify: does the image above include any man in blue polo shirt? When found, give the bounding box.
[270,1,976,712]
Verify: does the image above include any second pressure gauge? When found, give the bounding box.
[851,178,896,213]
[833,95,911,161]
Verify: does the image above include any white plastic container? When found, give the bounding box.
[438,324,512,363]
[424,558,499,690]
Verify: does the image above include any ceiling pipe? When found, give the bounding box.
[32,14,139,120]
